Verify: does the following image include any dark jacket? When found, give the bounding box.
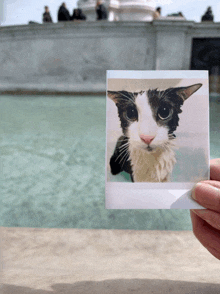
[58,5,71,21]
[201,8,214,22]
[71,9,86,21]
[96,4,107,20]
[43,12,53,23]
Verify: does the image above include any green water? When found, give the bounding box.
[0,95,219,230]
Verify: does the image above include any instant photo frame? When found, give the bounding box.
[105,70,210,209]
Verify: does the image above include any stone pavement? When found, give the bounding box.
[1,227,220,293]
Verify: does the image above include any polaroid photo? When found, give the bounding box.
[105,70,209,209]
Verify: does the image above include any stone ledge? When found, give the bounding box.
[0,89,106,96]
[1,227,220,292]
[0,21,219,94]
[1,20,220,41]
[0,83,106,95]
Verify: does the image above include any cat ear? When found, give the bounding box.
[176,83,202,101]
[107,91,118,103]
[107,91,137,103]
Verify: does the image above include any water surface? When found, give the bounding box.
[1,95,219,230]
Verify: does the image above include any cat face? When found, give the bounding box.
[108,84,202,152]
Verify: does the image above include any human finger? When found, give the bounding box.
[210,158,220,181]
[190,210,220,260]
[191,208,220,231]
[191,181,220,212]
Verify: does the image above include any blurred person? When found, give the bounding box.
[58,2,71,22]
[71,8,86,21]
[43,6,53,23]
[191,158,220,260]
[153,7,161,20]
[29,21,40,24]
[201,6,214,22]
[96,0,108,20]
[167,11,185,19]
[178,12,184,18]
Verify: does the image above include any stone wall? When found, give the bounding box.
[0,20,220,94]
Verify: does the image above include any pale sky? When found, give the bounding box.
[1,0,220,26]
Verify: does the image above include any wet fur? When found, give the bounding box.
[108,84,202,182]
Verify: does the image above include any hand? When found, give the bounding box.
[190,158,220,260]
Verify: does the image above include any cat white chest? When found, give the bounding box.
[129,145,176,182]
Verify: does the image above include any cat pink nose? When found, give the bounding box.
[140,135,155,145]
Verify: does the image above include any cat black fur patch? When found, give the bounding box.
[109,135,133,179]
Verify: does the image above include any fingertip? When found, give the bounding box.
[190,209,206,237]
[210,159,220,181]
[191,182,204,201]
[210,158,220,166]
[191,182,220,210]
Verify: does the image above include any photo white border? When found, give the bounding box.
[107,70,208,80]
[105,70,210,209]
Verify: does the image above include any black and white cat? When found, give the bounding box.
[108,83,202,182]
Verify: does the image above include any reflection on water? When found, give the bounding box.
[0,95,219,230]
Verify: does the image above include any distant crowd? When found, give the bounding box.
[42,2,216,24]
[153,7,185,20]
[153,6,215,22]
[43,1,107,23]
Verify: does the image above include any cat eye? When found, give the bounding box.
[157,105,172,120]
[126,106,138,121]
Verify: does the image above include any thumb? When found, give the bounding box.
[191,181,220,212]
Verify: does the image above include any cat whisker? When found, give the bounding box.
[121,152,129,168]
[115,147,128,162]
[119,147,129,154]
[118,147,129,156]
[119,152,128,163]
[116,138,129,143]
[119,150,129,165]
[119,142,129,149]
